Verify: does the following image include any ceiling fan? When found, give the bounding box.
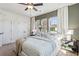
[19,3,43,11]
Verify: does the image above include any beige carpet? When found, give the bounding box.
[0,43,77,56]
[57,49,77,56]
[0,43,16,56]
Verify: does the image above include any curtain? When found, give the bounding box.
[41,18,48,32]
[35,20,41,32]
[30,17,36,33]
[57,6,68,35]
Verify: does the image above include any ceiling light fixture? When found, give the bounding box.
[27,5,33,9]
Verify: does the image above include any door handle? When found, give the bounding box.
[0,32,4,35]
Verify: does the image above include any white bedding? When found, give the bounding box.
[21,36,56,56]
[17,32,62,56]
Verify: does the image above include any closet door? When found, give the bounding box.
[2,15,11,44]
[11,16,18,43]
[0,15,4,46]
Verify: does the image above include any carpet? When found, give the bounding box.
[0,43,77,56]
[0,43,16,56]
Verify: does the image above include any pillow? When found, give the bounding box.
[36,32,52,40]
[41,32,52,39]
[48,32,57,35]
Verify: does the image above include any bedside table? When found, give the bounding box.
[61,40,73,52]
[30,33,36,36]
[72,40,79,55]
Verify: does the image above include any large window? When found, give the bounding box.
[49,16,58,32]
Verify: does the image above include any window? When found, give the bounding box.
[49,16,58,32]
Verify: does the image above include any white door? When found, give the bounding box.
[2,15,11,45]
[11,16,18,43]
[0,15,4,46]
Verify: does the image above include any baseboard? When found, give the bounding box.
[2,42,15,46]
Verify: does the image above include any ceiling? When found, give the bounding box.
[0,3,75,17]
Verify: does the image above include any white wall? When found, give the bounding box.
[0,9,30,45]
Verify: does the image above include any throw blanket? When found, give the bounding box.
[16,38,26,55]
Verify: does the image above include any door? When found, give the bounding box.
[0,15,4,46]
[2,15,11,45]
[11,16,18,43]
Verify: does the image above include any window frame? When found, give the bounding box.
[48,16,58,32]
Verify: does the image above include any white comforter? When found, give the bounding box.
[21,36,56,56]
[17,33,61,56]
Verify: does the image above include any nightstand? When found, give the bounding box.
[72,40,79,55]
[61,39,79,56]
[61,40,73,52]
[30,34,35,36]
[30,31,36,36]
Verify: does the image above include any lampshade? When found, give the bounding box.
[38,25,42,28]
[66,30,74,35]
[32,29,36,32]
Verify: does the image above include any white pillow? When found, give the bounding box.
[36,32,52,40]
[41,32,51,39]
[48,32,57,35]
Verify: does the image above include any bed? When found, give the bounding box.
[16,32,62,56]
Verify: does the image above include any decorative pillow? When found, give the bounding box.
[40,32,51,39]
[36,31,54,40]
[48,32,57,35]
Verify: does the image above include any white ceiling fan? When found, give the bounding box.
[19,3,43,11]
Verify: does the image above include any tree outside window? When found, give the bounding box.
[49,16,58,32]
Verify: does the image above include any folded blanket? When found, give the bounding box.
[16,38,26,55]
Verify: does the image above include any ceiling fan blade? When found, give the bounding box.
[33,3,43,6]
[25,7,28,11]
[18,3,28,5]
[33,7,38,11]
